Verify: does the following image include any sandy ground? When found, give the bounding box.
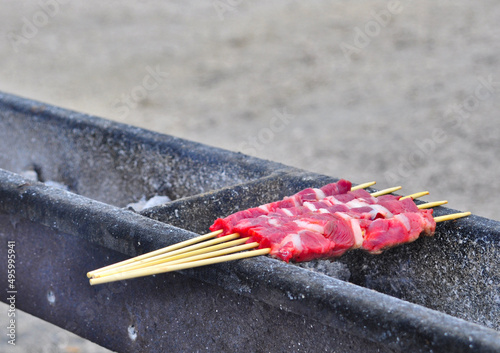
[0,1,499,352]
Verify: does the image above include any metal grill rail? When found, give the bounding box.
[0,92,498,352]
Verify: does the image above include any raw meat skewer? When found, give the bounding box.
[89,187,440,278]
[88,180,375,279]
[88,179,470,284]
[88,211,470,286]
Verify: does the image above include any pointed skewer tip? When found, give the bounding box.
[417,200,448,209]
[434,212,471,223]
[351,181,376,191]
[371,186,402,197]
[400,191,430,200]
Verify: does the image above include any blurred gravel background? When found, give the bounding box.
[0,1,499,352]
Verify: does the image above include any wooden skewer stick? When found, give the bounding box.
[351,181,376,191]
[417,200,448,209]
[92,232,240,278]
[434,212,471,223]
[145,242,260,267]
[87,229,224,278]
[370,186,402,197]
[95,236,250,277]
[400,191,430,200]
[90,247,271,285]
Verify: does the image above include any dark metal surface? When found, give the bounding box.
[0,92,499,352]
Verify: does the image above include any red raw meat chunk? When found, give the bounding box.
[376,195,401,203]
[210,179,354,235]
[323,204,350,213]
[333,193,356,203]
[210,208,267,234]
[272,214,356,261]
[322,214,356,257]
[270,207,311,217]
[273,230,336,262]
[320,179,352,196]
[419,209,436,235]
[294,188,324,202]
[361,210,435,254]
[350,206,378,215]
[247,223,300,249]
[349,189,376,203]
[394,213,426,242]
[362,218,410,254]
[376,197,418,214]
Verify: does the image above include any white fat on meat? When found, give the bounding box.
[293,220,324,234]
[281,208,294,217]
[370,205,394,219]
[350,219,364,248]
[291,196,302,207]
[335,212,364,248]
[394,214,411,231]
[312,188,326,200]
[303,202,317,212]
[324,196,343,205]
[280,233,303,252]
[267,217,280,227]
[345,199,369,208]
